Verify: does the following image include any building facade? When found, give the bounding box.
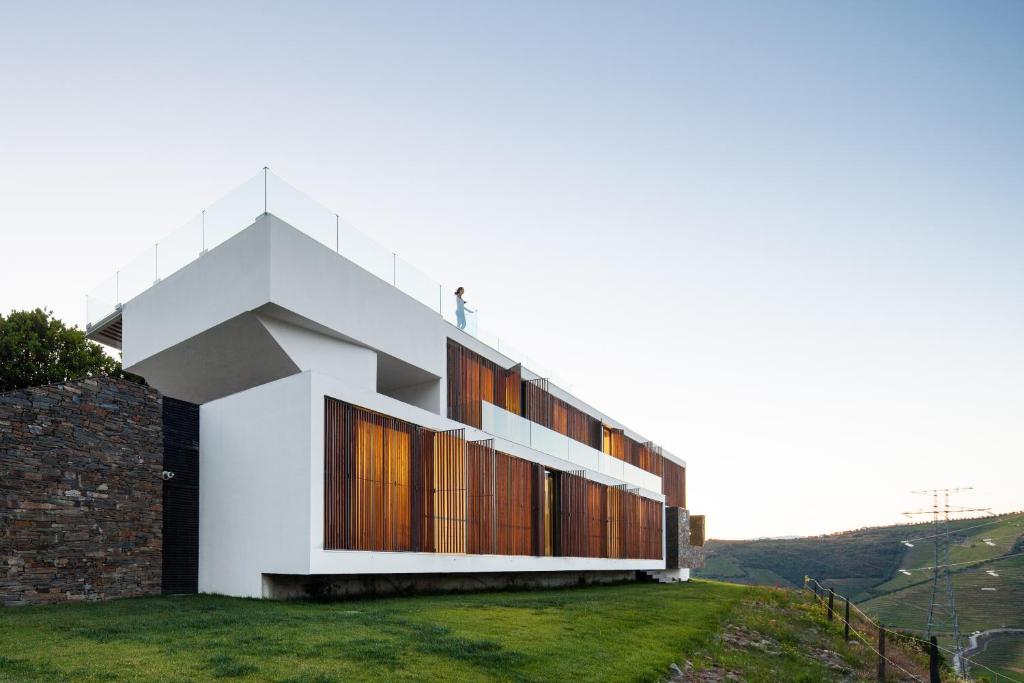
[85,174,703,599]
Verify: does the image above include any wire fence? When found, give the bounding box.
[805,576,1022,683]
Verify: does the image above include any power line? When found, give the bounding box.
[902,512,1024,545]
[902,487,990,678]
[900,550,1024,574]
[807,577,1022,683]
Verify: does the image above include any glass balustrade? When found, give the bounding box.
[480,402,661,493]
[395,257,442,313]
[202,173,266,253]
[157,215,202,282]
[84,169,568,393]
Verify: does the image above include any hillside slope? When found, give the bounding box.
[0,581,939,682]
[698,513,1023,600]
[696,513,1024,679]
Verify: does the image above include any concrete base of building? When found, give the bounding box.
[261,570,641,600]
[642,568,690,583]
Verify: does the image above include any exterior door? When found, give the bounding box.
[162,398,200,595]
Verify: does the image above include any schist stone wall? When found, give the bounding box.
[0,377,163,606]
[666,507,705,570]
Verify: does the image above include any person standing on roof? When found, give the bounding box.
[455,286,472,330]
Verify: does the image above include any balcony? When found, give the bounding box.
[480,402,662,494]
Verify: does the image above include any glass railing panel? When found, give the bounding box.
[480,402,531,446]
[86,274,119,328]
[265,172,336,251]
[395,257,442,313]
[338,219,394,284]
[621,461,661,493]
[157,214,203,282]
[598,456,625,482]
[529,422,570,460]
[203,172,265,252]
[118,246,158,304]
[566,439,602,472]
[477,403,660,492]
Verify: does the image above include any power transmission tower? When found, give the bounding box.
[903,487,989,679]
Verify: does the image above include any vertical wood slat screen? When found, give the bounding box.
[559,473,661,560]
[557,471,606,558]
[325,398,418,552]
[494,450,536,556]
[531,462,546,556]
[604,485,663,560]
[467,439,496,554]
[412,428,434,552]
[325,398,463,553]
[433,428,467,554]
[662,459,686,509]
[446,340,522,428]
[523,378,602,449]
[326,398,661,560]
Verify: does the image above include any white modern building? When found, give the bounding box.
[86,170,703,599]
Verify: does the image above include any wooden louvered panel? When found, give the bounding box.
[447,340,522,428]
[524,378,602,450]
[325,400,415,552]
[557,472,588,558]
[433,428,467,554]
[467,439,496,554]
[494,450,535,556]
[662,459,686,509]
[326,398,662,561]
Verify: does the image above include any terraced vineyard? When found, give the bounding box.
[970,631,1024,681]
[697,512,1024,679]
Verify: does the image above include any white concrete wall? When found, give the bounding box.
[380,379,442,413]
[258,314,377,391]
[123,216,272,369]
[199,372,313,598]
[267,218,444,379]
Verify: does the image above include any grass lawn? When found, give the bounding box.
[0,580,931,682]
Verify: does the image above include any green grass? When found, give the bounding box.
[0,581,928,682]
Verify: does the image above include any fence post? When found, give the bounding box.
[813,582,819,602]
[828,587,834,621]
[929,636,939,683]
[877,624,886,682]
[844,597,850,641]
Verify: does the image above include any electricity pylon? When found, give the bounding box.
[903,487,989,679]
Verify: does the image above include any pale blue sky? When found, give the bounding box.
[2,2,1021,537]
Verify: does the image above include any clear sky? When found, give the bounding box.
[2,2,1021,538]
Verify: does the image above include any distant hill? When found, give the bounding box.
[696,512,1024,678]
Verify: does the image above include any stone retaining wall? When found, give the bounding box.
[0,377,163,606]
[666,507,705,570]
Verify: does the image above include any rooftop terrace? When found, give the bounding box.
[85,168,569,387]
